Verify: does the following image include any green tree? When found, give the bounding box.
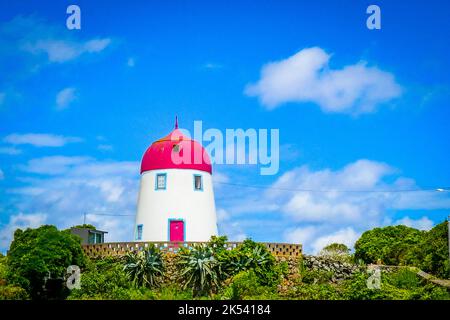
[406,221,449,278]
[71,224,97,230]
[354,225,424,265]
[6,225,86,299]
[319,243,352,262]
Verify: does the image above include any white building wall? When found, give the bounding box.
[135,168,218,242]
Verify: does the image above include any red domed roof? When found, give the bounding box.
[140,122,212,174]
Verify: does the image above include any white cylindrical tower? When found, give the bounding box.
[134,120,218,242]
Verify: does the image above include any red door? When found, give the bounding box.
[169,220,184,242]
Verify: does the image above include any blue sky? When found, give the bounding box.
[1,0,450,253]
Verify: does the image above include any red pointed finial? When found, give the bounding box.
[174,116,178,129]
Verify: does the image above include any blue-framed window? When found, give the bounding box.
[136,224,143,240]
[155,173,167,190]
[193,174,203,191]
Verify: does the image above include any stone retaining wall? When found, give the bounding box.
[303,255,364,281]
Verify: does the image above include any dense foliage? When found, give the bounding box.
[405,221,449,278]
[71,224,97,230]
[211,237,283,287]
[178,245,221,296]
[355,221,449,278]
[5,225,86,299]
[123,245,165,288]
[2,224,449,300]
[318,243,352,263]
[68,257,147,300]
[355,225,424,265]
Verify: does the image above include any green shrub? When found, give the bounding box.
[0,254,7,282]
[406,283,450,300]
[123,245,165,288]
[178,245,220,297]
[319,243,353,263]
[68,257,137,300]
[217,239,281,287]
[341,272,394,300]
[155,285,194,300]
[405,221,449,279]
[6,225,86,299]
[294,283,341,300]
[0,285,30,300]
[220,270,275,300]
[300,268,334,285]
[354,225,424,266]
[387,269,421,289]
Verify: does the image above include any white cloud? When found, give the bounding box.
[3,133,82,147]
[268,159,396,225]
[245,47,402,114]
[216,158,450,253]
[2,16,111,65]
[285,226,360,254]
[203,62,223,70]
[311,227,360,254]
[0,147,22,155]
[97,144,113,152]
[23,38,111,63]
[0,213,47,250]
[56,87,77,110]
[393,216,434,231]
[22,156,92,175]
[284,226,317,245]
[2,156,139,251]
[215,208,247,241]
[127,57,135,67]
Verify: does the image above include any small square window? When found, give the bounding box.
[156,173,166,190]
[136,225,143,240]
[194,175,203,191]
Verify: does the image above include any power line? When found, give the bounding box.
[83,212,135,224]
[85,213,135,216]
[214,181,450,194]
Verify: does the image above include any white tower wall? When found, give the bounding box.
[134,168,218,242]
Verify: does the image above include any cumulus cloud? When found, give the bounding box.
[0,213,47,251]
[266,159,396,225]
[393,216,434,231]
[56,87,77,110]
[215,158,450,253]
[245,47,402,114]
[285,226,360,254]
[3,133,82,147]
[1,156,139,251]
